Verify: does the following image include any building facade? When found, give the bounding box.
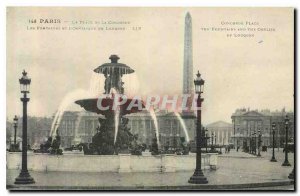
[57,111,99,147]
[231,108,294,149]
[206,121,233,146]
[6,116,52,149]
[127,110,196,148]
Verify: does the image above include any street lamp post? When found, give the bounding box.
[168,133,173,151]
[220,137,223,154]
[236,128,239,152]
[257,129,261,157]
[253,131,257,155]
[277,122,280,152]
[270,122,277,162]
[215,135,217,147]
[205,129,208,153]
[175,133,179,151]
[14,70,35,184]
[188,71,208,184]
[173,133,176,150]
[288,168,294,180]
[250,134,253,154]
[248,129,252,154]
[211,133,214,151]
[12,115,18,151]
[250,133,253,154]
[282,115,291,166]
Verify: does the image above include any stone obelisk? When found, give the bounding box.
[182,12,194,115]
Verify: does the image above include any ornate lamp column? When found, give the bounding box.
[282,115,291,166]
[15,70,35,184]
[270,122,277,162]
[12,115,18,151]
[248,129,252,154]
[188,71,208,184]
[175,133,179,151]
[236,128,239,152]
[205,128,208,153]
[254,131,257,155]
[232,118,236,149]
[173,133,176,150]
[215,135,217,148]
[288,168,294,180]
[257,129,261,157]
[211,132,214,151]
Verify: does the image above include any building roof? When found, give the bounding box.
[206,121,232,128]
[232,108,294,118]
[231,108,265,117]
[241,111,265,117]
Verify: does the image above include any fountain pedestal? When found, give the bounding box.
[75,55,144,155]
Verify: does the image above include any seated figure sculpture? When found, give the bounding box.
[34,130,63,155]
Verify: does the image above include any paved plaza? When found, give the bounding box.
[7,149,294,190]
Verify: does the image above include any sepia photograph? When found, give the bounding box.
[6,7,295,190]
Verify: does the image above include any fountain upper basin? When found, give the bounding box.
[75,97,145,117]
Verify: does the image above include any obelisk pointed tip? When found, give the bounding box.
[185,12,191,19]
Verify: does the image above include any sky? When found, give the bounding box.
[6,7,294,124]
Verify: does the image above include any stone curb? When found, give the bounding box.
[7,180,294,190]
[218,156,260,159]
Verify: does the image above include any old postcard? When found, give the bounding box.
[6,7,294,190]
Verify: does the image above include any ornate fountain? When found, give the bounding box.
[75,55,144,155]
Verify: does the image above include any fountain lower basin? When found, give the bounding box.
[7,152,218,173]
